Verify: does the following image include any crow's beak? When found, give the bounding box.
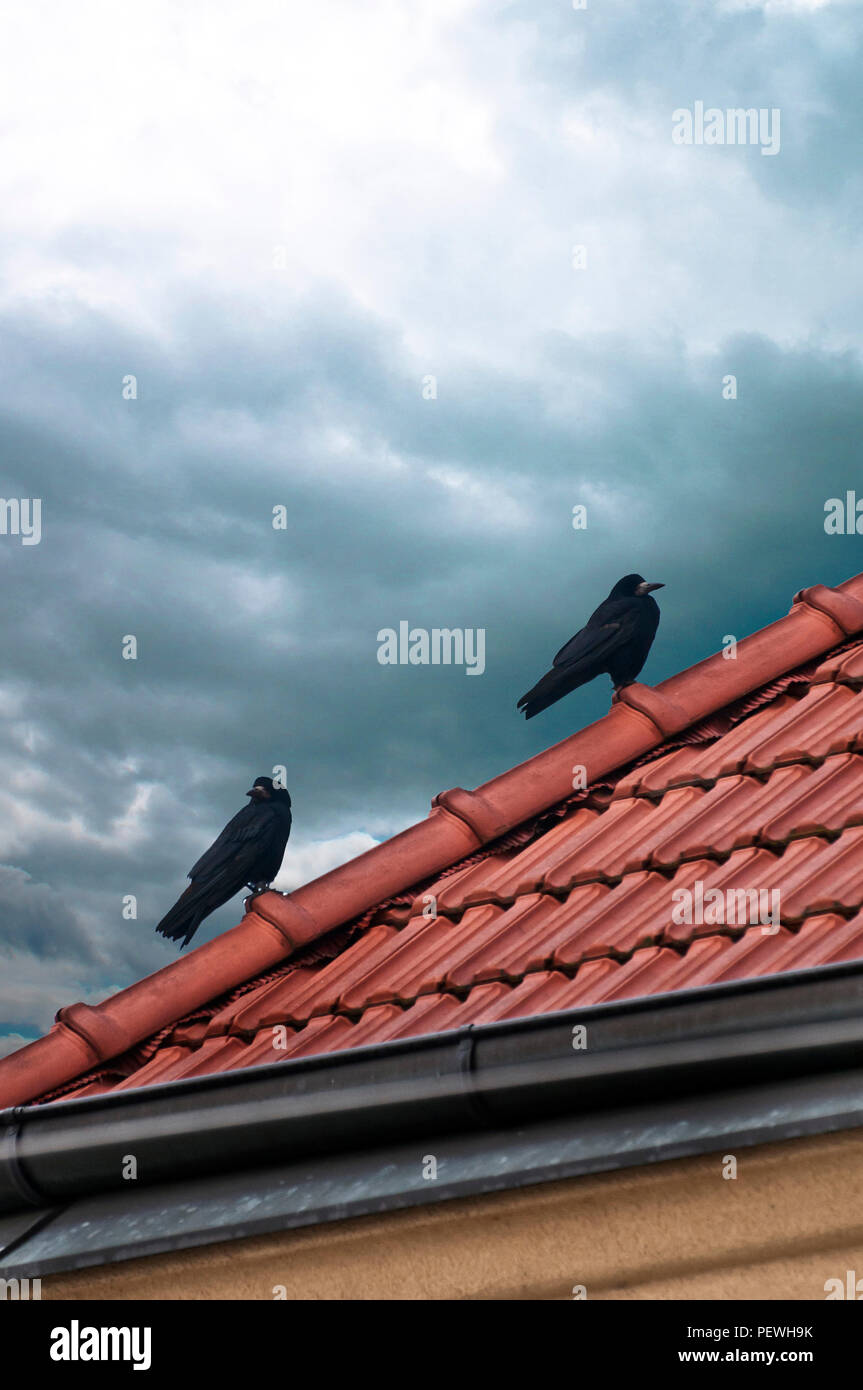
[246,788,257,797]
[641,581,665,593]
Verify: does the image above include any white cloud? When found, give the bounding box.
[1,0,858,377]
[719,0,835,11]
[273,831,380,892]
[0,1032,36,1058]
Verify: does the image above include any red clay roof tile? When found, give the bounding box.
[264,924,401,1021]
[457,806,601,907]
[268,1014,353,1059]
[812,646,863,686]
[338,904,502,1007]
[441,891,604,986]
[550,872,668,966]
[408,854,513,916]
[742,684,863,772]
[761,753,863,841]
[623,697,801,792]
[207,967,320,1036]
[776,828,863,920]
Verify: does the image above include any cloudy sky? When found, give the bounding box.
[1,0,862,1055]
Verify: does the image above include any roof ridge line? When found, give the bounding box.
[3,573,863,1109]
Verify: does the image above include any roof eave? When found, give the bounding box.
[4,960,863,1275]
[5,955,863,1217]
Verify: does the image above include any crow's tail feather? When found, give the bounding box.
[155,882,211,949]
[519,690,560,720]
[517,667,582,720]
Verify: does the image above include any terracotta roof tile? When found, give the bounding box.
[811,646,863,687]
[712,914,859,980]
[111,1044,192,1091]
[407,853,514,916]
[162,1035,252,1080]
[265,1014,353,1059]
[337,904,503,1007]
[206,966,320,1036]
[612,742,712,797]
[774,828,863,920]
[600,943,717,999]
[325,1003,406,1051]
[549,871,671,966]
[256,924,401,1022]
[456,806,601,908]
[377,991,465,1036]
[761,752,863,841]
[539,797,672,892]
[441,890,606,986]
[625,696,801,793]
[742,684,863,772]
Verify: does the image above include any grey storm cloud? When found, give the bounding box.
[0,865,96,961]
[0,0,861,1047]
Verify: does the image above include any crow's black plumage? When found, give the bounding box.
[155,776,293,948]
[517,574,664,720]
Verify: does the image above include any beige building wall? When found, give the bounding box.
[44,1128,863,1300]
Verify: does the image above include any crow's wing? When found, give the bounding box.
[552,598,641,669]
[188,802,279,882]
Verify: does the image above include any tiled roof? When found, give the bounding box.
[5,577,863,1108]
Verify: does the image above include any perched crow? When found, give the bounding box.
[517,574,664,720]
[155,776,292,948]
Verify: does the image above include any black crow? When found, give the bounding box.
[517,574,664,720]
[155,776,292,948]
